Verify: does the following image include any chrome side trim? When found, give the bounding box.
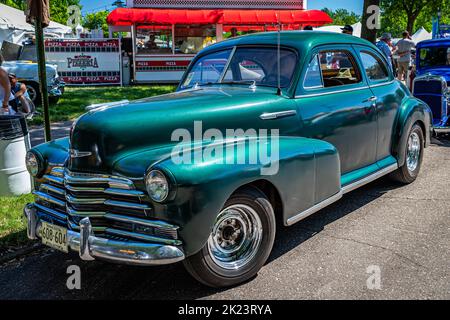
[286,191,343,226]
[434,127,450,134]
[286,163,400,226]
[260,110,297,120]
[368,80,395,88]
[296,85,369,99]
[342,163,399,194]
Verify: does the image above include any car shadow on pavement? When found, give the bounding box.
[267,177,400,264]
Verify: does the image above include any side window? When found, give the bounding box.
[304,55,323,88]
[319,50,362,88]
[360,51,389,82]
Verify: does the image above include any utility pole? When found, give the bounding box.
[361,0,381,44]
[26,0,52,141]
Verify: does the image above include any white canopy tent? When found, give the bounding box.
[412,27,432,44]
[0,4,72,46]
[314,22,362,37]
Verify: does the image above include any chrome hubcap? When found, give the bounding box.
[208,204,263,270]
[406,132,420,172]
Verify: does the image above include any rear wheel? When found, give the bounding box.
[390,124,424,184]
[183,187,276,288]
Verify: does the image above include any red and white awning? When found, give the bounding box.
[107,8,333,28]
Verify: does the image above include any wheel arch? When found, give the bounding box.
[393,98,432,166]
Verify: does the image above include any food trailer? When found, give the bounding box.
[107,0,332,83]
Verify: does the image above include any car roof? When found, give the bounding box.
[417,38,450,47]
[200,31,378,55]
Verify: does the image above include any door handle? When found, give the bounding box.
[260,110,297,120]
[363,96,378,103]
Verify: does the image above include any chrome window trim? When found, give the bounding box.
[303,54,324,90]
[295,85,370,98]
[369,80,395,88]
[218,46,237,83]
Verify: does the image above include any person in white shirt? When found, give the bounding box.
[396,31,415,82]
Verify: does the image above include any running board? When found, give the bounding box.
[285,163,399,227]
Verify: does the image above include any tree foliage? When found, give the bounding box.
[322,8,361,26]
[380,0,448,36]
[82,10,110,34]
[0,0,81,25]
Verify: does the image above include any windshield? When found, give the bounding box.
[180,47,297,90]
[419,46,450,68]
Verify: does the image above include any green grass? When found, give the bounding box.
[0,194,34,249]
[30,85,176,126]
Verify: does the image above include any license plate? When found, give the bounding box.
[40,221,68,253]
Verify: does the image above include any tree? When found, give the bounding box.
[322,8,360,26]
[0,0,81,25]
[83,10,109,34]
[0,0,25,9]
[361,0,380,43]
[381,0,444,35]
[49,0,82,25]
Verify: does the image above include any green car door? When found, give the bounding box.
[353,46,404,162]
[294,45,378,175]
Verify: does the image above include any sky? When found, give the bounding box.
[79,0,363,15]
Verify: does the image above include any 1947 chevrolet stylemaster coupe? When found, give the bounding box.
[24,32,432,287]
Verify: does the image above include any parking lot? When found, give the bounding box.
[0,138,449,300]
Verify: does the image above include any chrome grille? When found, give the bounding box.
[33,167,180,245]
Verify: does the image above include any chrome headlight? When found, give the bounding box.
[145,170,169,202]
[25,151,43,177]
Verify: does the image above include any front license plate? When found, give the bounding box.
[40,221,68,253]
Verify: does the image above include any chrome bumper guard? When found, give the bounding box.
[24,204,185,266]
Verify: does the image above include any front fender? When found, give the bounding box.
[144,136,341,256]
[31,138,69,181]
[393,97,432,166]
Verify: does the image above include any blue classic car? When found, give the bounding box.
[413,38,450,134]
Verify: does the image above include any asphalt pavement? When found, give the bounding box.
[1,130,448,300]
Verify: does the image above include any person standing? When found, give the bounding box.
[376,33,394,72]
[396,31,415,82]
[0,55,14,115]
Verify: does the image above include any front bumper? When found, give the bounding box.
[24,204,185,266]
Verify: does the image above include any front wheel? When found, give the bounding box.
[183,187,276,288]
[390,123,424,184]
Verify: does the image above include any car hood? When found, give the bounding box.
[2,61,58,81]
[69,86,287,174]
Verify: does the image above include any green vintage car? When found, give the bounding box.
[24,32,432,288]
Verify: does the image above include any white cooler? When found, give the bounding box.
[0,115,32,196]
